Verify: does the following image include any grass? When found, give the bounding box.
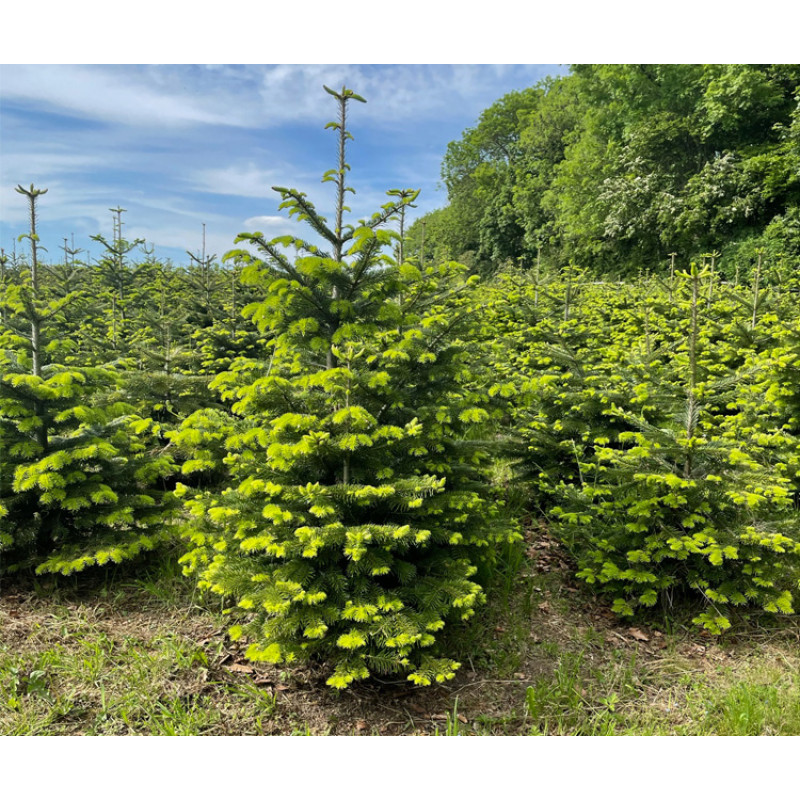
[0,615,281,735]
[516,634,800,736]
[5,537,800,735]
[0,563,281,736]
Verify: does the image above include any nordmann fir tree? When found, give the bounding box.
[122,248,214,426]
[174,86,516,689]
[89,208,146,359]
[0,185,177,576]
[551,264,800,632]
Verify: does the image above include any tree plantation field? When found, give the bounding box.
[3,72,800,735]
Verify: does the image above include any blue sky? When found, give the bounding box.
[1,65,568,266]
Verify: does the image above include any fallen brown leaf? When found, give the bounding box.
[227,662,255,674]
[628,627,650,642]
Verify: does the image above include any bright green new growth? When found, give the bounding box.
[174,86,515,688]
[485,259,800,632]
[0,187,177,576]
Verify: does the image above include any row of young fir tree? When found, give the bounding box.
[4,86,800,688]
[0,87,518,688]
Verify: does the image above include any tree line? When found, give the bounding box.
[410,65,800,277]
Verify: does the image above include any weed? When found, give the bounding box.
[433,697,464,736]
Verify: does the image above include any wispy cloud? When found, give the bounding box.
[1,65,251,128]
[190,163,295,199]
[252,65,562,127]
[1,64,567,263]
[243,215,292,230]
[1,65,563,132]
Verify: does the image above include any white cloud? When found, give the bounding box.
[250,65,560,127]
[1,65,251,128]
[1,64,567,266]
[0,179,102,228]
[2,149,107,179]
[124,223,238,261]
[243,215,291,229]
[1,64,564,134]
[0,149,115,226]
[191,164,290,198]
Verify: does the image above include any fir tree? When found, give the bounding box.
[551,265,800,630]
[174,86,515,688]
[0,186,177,576]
